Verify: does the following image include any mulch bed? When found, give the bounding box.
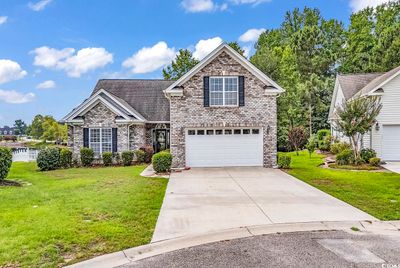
[0,180,22,187]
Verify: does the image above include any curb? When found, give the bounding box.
[66,220,400,268]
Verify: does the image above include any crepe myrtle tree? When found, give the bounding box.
[334,96,382,161]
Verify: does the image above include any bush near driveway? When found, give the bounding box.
[139,145,154,163]
[0,162,167,267]
[360,148,377,163]
[278,154,291,169]
[37,147,60,171]
[122,151,135,166]
[281,150,400,220]
[369,157,381,166]
[0,147,12,180]
[152,151,172,173]
[134,149,146,163]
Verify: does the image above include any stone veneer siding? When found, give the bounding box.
[68,102,129,156]
[169,51,277,168]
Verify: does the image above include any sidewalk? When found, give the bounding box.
[66,220,400,268]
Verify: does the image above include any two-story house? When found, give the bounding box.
[62,43,285,168]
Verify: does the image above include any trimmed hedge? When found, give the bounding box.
[278,155,291,169]
[60,148,73,168]
[37,147,60,171]
[102,152,113,166]
[121,151,134,166]
[134,149,146,163]
[152,151,172,173]
[140,145,154,163]
[80,148,94,167]
[0,147,12,180]
[369,157,381,167]
[360,148,377,163]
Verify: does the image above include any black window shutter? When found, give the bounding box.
[83,128,89,148]
[204,76,210,107]
[112,128,118,153]
[239,76,245,107]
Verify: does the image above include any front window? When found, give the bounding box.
[89,128,112,156]
[210,77,238,106]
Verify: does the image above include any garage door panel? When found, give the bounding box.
[185,128,263,167]
[382,125,400,161]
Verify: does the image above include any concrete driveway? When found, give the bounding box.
[383,162,400,173]
[152,167,375,242]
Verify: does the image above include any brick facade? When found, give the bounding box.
[169,51,277,168]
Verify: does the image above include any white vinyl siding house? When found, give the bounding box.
[329,66,400,161]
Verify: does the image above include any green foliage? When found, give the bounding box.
[30,115,45,139]
[102,152,113,166]
[37,147,60,171]
[41,117,67,142]
[330,142,351,155]
[121,151,134,166]
[59,148,72,168]
[278,155,292,169]
[334,96,382,160]
[360,148,377,163]
[287,127,307,155]
[0,147,12,180]
[317,129,331,140]
[80,148,94,167]
[14,119,27,135]
[306,135,317,158]
[152,151,173,173]
[140,145,154,163]
[228,41,246,56]
[162,49,199,80]
[134,149,146,163]
[369,157,381,166]
[336,149,354,165]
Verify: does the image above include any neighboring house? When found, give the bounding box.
[328,66,400,161]
[0,126,16,135]
[62,43,285,168]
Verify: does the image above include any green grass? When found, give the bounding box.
[0,162,167,267]
[282,151,400,221]
[328,163,380,170]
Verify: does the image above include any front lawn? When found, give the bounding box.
[0,162,167,267]
[282,151,400,221]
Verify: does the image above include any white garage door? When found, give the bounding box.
[382,125,400,161]
[185,128,263,167]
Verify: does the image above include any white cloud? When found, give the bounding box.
[36,80,56,89]
[0,90,35,104]
[28,0,52,11]
[193,37,223,60]
[0,16,8,25]
[181,0,215,12]
[349,0,390,11]
[243,45,251,58]
[0,60,27,84]
[239,28,265,43]
[32,46,113,77]
[122,42,176,74]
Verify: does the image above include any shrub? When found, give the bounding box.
[102,152,113,166]
[152,151,173,173]
[305,135,317,158]
[140,145,154,163]
[336,149,353,166]
[113,152,121,165]
[369,157,381,166]
[330,142,351,155]
[360,148,377,163]
[59,148,72,168]
[121,151,134,166]
[37,147,60,171]
[80,148,94,167]
[0,147,12,180]
[134,149,146,163]
[278,155,291,169]
[287,127,307,155]
[317,129,331,141]
[316,129,332,152]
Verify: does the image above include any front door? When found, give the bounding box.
[153,129,170,153]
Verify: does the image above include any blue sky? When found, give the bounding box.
[0,0,387,126]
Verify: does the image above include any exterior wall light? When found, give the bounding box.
[375,122,380,131]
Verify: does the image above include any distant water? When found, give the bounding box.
[12,148,39,162]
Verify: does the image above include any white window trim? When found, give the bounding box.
[209,76,239,107]
[89,128,113,155]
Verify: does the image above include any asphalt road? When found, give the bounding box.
[123,230,400,268]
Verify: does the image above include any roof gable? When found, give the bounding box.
[164,43,285,94]
[337,72,383,100]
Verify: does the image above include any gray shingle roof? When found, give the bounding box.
[92,79,174,121]
[337,72,383,100]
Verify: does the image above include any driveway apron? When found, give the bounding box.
[152,167,375,242]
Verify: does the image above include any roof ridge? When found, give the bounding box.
[337,72,384,77]
[98,78,174,81]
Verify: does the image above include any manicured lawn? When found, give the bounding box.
[282,151,400,221]
[0,162,167,267]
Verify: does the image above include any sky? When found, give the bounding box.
[0,0,390,126]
